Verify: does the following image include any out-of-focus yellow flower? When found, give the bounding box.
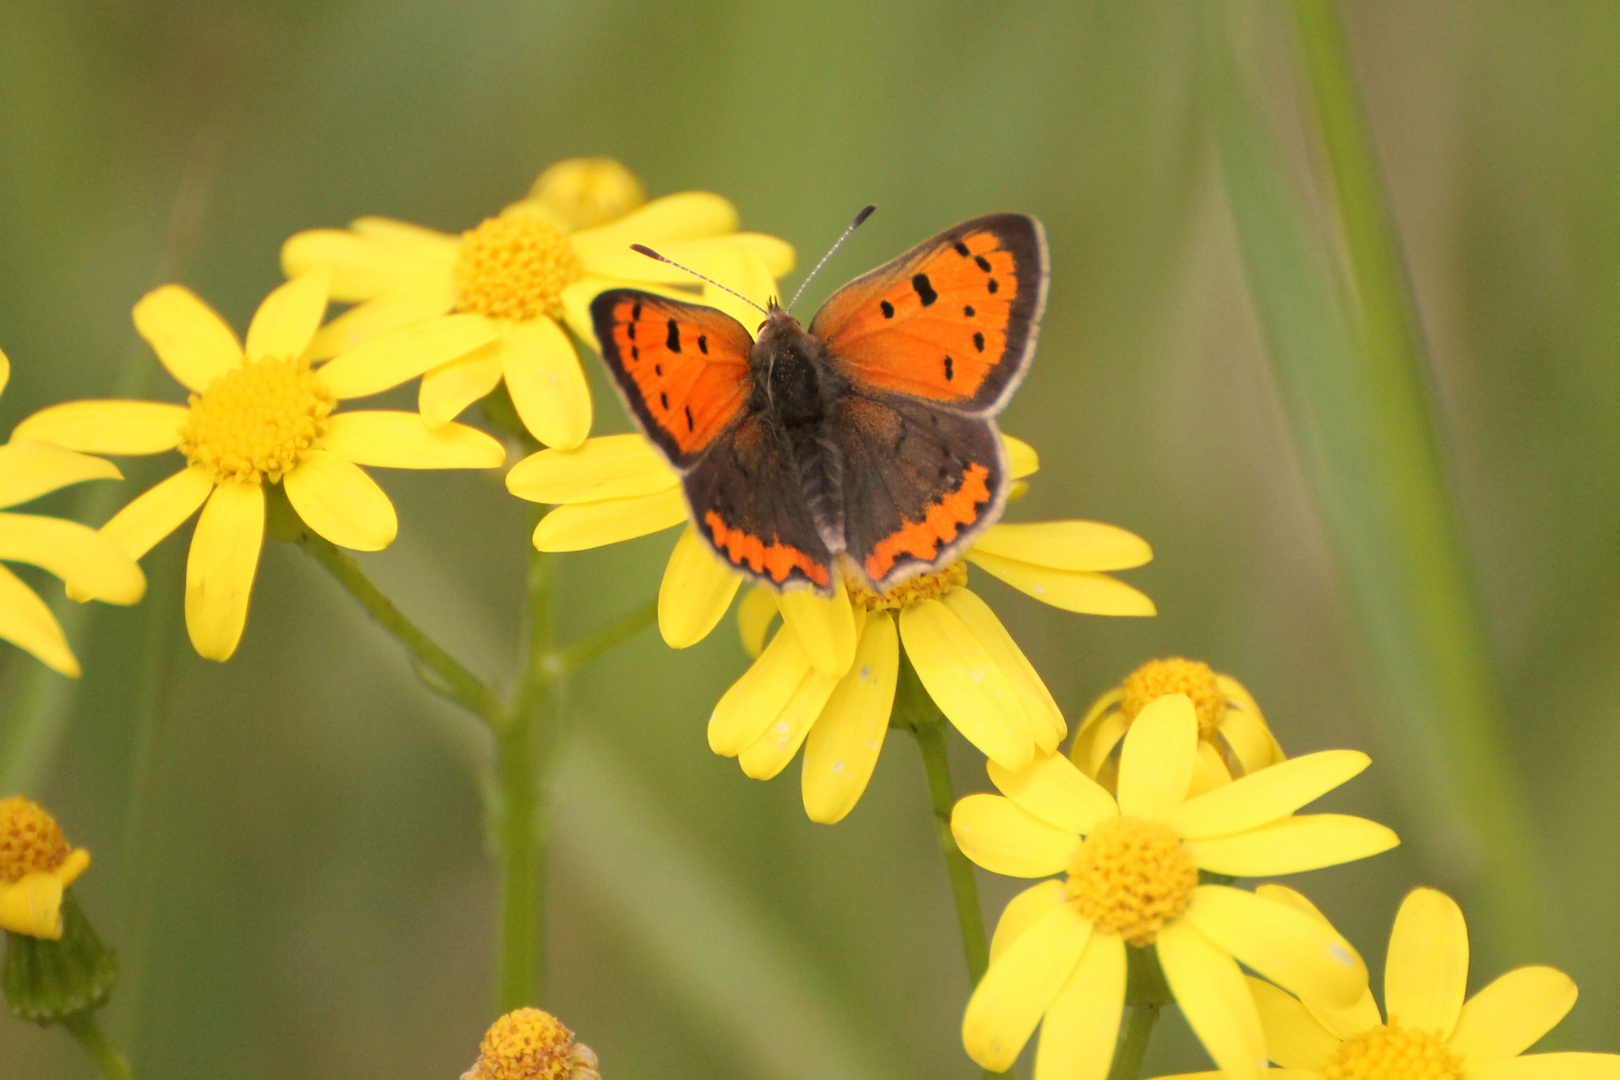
[282,157,794,449]
[953,695,1399,1080]
[13,273,505,661]
[0,796,91,940]
[462,1007,600,1080]
[0,349,145,675]
[1072,658,1284,799]
[1156,886,1620,1080]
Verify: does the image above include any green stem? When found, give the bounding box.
[1105,1003,1161,1080]
[62,1012,135,1080]
[556,599,657,675]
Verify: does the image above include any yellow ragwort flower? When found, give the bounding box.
[0,349,145,675]
[13,272,506,661]
[282,157,794,449]
[952,695,1399,1080]
[506,429,1154,822]
[0,795,91,939]
[1073,658,1284,798]
[462,1007,600,1080]
[1156,886,1620,1080]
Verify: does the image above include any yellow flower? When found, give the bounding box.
[1073,658,1285,799]
[462,1007,600,1080]
[12,272,506,661]
[952,695,1399,1080]
[0,349,145,675]
[1157,886,1619,1080]
[0,795,91,939]
[281,157,794,449]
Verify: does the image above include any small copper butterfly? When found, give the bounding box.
[590,210,1048,595]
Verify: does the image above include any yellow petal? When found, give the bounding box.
[696,250,780,327]
[973,521,1152,572]
[418,344,505,427]
[1450,966,1577,1062]
[659,525,742,648]
[505,433,676,504]
[132,284,243,392]
[1171,751,1373,839]
[532,487,688,551]
[778,575,858,676]
[351,216,464,249]
[246,270,330,362]
[0,870,67,938]
[314,314,500,400]
[307,289,458,360]
[989,879,1068,966]
[1156,919,1268,1080]
[280,225,457,301]
[962,901,1093,1072]
[581,232,796,282]
[1188,814,1399,877]
[736,584,780,659]
[0,442,122,509]
[1115,694,1198,821]
[319,412,504,470]
[737,665,839,780]
[1033,932,1125,1080]
[708,628,813,756]
[0,348,8,396]
[1247,976,1340,1070]
[185,480,264,661]
[1384,887,1468,1039]
[1468,1055,1620,1080]
[1185,885,1367,1007]
[951,793,1077,877]
[967,548,1156,615]
[569,192,741,250]
[987,751,1117,835]
[0,513,145,603]
[1077,711,1130,778]
[282,451,397,551]
[1188,741,1234,797]
[1219,703,1287,775]
[12,401,187,455]
[1254,885,1383,1039]
[0,562,77,675]
[899,598,1034,770]
[1002,434,1039,479]
[942,587,1064,751]
[800,612,899,824]
[501,317,592,449]
[101,466,214,560]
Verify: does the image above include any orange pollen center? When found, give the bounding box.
[1122,657,1227,737]
[1323,1021,1464,1080]
[467,1008,587,1080]
[0,796,70,885]
[453,211,585,321]
[178,356,332,484]
[1065,816,1198,946]
[846,562,968,611]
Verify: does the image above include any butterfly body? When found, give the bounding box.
[591,213,1047,597]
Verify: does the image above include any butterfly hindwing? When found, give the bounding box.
[810,213,1047,414]
[591,289,755,469]
[827,388,1007,591]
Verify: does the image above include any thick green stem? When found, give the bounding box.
[1105,1003,1160,1080]
[63,1012,135,1080]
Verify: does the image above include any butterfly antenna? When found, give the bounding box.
[629,245,771,316]
[787,204,876,314]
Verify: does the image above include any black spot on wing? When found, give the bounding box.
[698,334,709,355]
[974,254,992,272]
[666,319,682,352]
[953,241,971,257]
[987,278,999,295]
[944,355,954,381]
[659,391,669,410]
[627,321,637,340]
[912,273,938,307]
[685,405,695,431]
[973,332,984,352]
[632,301,643,321]
[964,305,975,317]
[880,300,895,319]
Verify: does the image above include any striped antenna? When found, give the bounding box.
[628,245,770,316]
[788,205,876,314]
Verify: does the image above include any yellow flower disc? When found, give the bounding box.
[1323,1022,1464,1080]
[1121,657,1226,737]
[1065,815,1198,946]
[178,356,333,484]
[529,158,646,231]
[0,796,70,885]
[848,562,968,612]
[475,1008,579,1080]
[454,212,586,321]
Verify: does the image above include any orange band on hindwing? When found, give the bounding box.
[704,511,833,588]
[863,462,992,581]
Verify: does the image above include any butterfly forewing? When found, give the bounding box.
[810,213,1047,414]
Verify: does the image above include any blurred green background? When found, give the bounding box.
[3,1,1618,1077]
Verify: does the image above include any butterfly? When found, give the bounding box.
[589,212,1048,597]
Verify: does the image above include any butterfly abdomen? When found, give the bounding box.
[751,314,850,553]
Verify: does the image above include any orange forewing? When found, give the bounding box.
[810,214,1046,413]
[594,291,754,468]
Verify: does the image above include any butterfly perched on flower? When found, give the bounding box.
[589,212,1047,596]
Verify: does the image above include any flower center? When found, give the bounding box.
[1065,816,1198,946]
[0,796,70,885]
[1122,657,1227,737]
[453,211,586,321]
[1324,1021,1464,1080]
[469,1008,583,1080]
[178,356,332,484]
[847,562,968,611]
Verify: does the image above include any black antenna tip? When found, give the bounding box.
[630,243,662,260]
[853,205,876,227]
